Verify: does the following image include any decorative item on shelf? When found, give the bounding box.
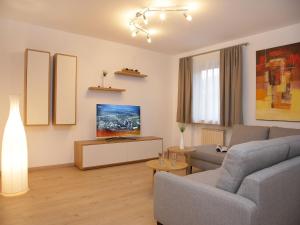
[122,68,140,75]
[1,95,29,197]
[96,71,115,90]
[100,70,108,87]
[115,68,148,78]
[178,122,186,150]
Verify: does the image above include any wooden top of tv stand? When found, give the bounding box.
[75,136,163,146]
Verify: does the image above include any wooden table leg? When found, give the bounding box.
[186,166,192,175]
[153,169,157,176]
[185,153,192,175]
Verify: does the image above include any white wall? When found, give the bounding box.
[0,19,174,168]
[1,19,299,168]
[170,23,300,146]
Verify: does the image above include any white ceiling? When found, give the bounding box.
[1,0,300,54]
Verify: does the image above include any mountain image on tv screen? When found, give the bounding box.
[96,104,141,137]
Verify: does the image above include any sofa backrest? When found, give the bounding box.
[229,125,269,147]
[264,135,300,159]
[217,135,300,194]
[216,139,290,193]
[269,126,300,139]
[237,156,300,225]
[228,125,300,146]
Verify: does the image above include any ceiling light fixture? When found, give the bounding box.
[129,5,193,43]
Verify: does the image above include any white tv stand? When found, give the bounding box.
[74,136,163,170]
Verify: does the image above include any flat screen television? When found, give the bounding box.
[96,104,141,138]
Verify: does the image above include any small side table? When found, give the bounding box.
[146,159,188,176]
[167,146,196,174]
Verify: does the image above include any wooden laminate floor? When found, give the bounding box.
[0,162,185,225]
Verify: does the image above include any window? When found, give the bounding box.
[192,51,220,124]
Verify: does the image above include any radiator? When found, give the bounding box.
[201,128,224,145]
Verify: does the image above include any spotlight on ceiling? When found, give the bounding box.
[159,12,166,21]
[129,23,135,31]
[131,30,138,37]
[147,35,152,43]
[184,13,192,21]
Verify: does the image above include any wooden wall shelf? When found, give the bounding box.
[115,71,148,78]
[88,87,126,92]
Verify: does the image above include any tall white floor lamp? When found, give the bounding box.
[1,95,29,196]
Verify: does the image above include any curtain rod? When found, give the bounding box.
[188,42,249,58]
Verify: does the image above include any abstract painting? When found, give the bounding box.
[256,42,300,121]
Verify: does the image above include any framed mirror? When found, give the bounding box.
[24,49,50,126]
[53,53,77,125]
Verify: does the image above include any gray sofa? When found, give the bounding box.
[154,135,300,225]
[188,125,300,172]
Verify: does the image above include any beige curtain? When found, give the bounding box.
[176,57,192,123]
[220,45,243,127]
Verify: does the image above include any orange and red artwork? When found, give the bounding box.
[256,42,300,121]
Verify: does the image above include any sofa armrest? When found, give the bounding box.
[154,172,257,225]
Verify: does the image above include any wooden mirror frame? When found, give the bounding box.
[24,49,51,126]
[53,53,77,125]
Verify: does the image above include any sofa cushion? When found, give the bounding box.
[185,168,221,187]
[229,125,269,147]
[269,127,300,139]
[216,139,289,193]
[190,159,221,170]
[190,144,226,165]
